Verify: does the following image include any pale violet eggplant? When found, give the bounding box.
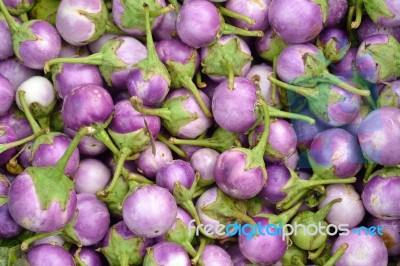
[71,247,104,266]
[27,244,75,266]
[358,17,400,42]
[0,74,15,116]
[0,175,22,238]
[143,242,191,266]
[200,244,233,266]
[64,126,107,156]
[255,27,287,63]
[224,0,271,31]
[368,217,400,256]
[190,148,219,182]
[326,0,348,26]
[72,158,111,195]
[3,0,34,15]
[136,141,173,179]
[0,57,39,90]
[364,0,400,27]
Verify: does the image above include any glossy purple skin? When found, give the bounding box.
[27,244,75,266]
[239,216,286,265]
[356,34,395,83]
[309,128,363,178]
[342,107,367,136]
[62,84,114,131]
[19,20,61,69]
[8,171,77,232]
[112,0,166,36]
[167,89,212,138]
[212,77,258,133]
[374,0,400,27]
[88,33,117,53]
[276,44,320,83]
[136,141,173,179]
[63,126,107,156]
[318,184,365,228]
[225,245,251,266]
[127,70,169,107]
[33,235,65,247]
[176,0,221,48]
[201,35,252,81]
[331,48,358,80]
[122,185,177,238]
[201,245,233,266]
[0,58,39,90]
[157,207,193,242]
[214,150,265,199]
[0,74,14,116]
[55,0,104,46]
[156,159,195,193]
[245,63,281,107]
[369,217,400,256]
[155,39,200,69]
[0,18,13,60]
[19,140,33,168]
[154,10,178,41]
[179,144,202,159]
[72,247,103,266]
[332,229,388,266]
[149,242,191,266]
[73,193,110,246]
[32,134,80,176]
[109,99,161,137]
[225,0,271,31]
[252,119,297,163]
[190,148,219,181]
[358,17,400,42]
[292,108,328,151]
[102,221,155,256]
[362,174,400,220]
[4,0,34,9]
[0,178,22,238]
[55,63,103,99]
[0,109,32,140]
[58,43,90,58]
[268,0,323,44]
[73,158,111,195]
[258,165,290,204]
[326,0,348,27]
[358,107,400,165]
[378,80,400,107]
[110,37,148,89]
[0,124,18,166]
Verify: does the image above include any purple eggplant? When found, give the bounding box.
[45,36,147,89]
[3,0,34,15]
[319,184,365,229]
[0,74,14,116]
[0,106,32,140]
[255,27,287,63]
[100,220,155,266]
[326,0,348,27]
[71,247,104,266]
[0,123,18,166]
[64,126,107,156]
[364,0,400,27]
[0,175,22,238]
[176,0,263,49]
[73,158,111,195]
[0,0,61,69]
[136,141,173,179]
[200,244,233,265]
[154,7,178,41]
[55,0,108,46]
[27,244,75,266]
[317,27,351,63]
[369,217,400,256]
[126,4,171,108]
[143,241,191,266]
[331,227,388,266]
[0,57,39,90]
[0,12,16,60]
[358,17,400,42]
[122,185,177,238]
[224,0,271,31]
[190,148,219,185]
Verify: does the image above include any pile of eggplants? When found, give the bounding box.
[0,0,400,265]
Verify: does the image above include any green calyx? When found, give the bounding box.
[200,188,255,226]
[31,131,63,156]
[291,52,330,87]
[363,0,395,24]
[164,218,195,250]
[100,224,147,266]
[4,0,34,16]
[50,108,64,132]
[169,127,239,153]
[77,0,108,44]
[378,86,400,107]
[365,35,400,82]
[143,248,158,266]
[365,167,400,183]
[310,0,328,23]
[107,128,151,154]
[173,174,198,204]
[131,95,198,137]
[201,37,253,86]
[318,38,351,63]
[281,245,307,266]
[29,0,60,25]
[12,20,38,63]
[62,211,81,246]
[259,31,287,63]
[99,175,130,217]
[119,0,171,34]
[290,198,341,250]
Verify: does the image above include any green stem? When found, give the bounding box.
[218,6,255,25]
[104,147,130,195]
[315,198,342,220]
[323,72,370,97]
[222,23,263,37]
[18,12,28,23]
[271,56,278,105]
[226,60,235,90]
[120,255,129,266]
[131,96,171,118]
[144,4,160,64]
[268,106,315,124]
[347,5,355,34]
[364,162,377,183]
[105,20,126,35]
[182,241,197,257]
[0,127,48,153]
[196,71,206,88]
[168,0,180,13]
[252,99,270,155]
[191,237,207,265]
[93,129,119,155]
[127,172,154,184]
[351,0,363,29]
[179,77,213,117]
[0,195,8,207]
[169,137,223,150]
[149,4,174,18]
[0,0,18,32]
[157,134,188,158]
[21,229,63,250]
[268,76,319,98]
[300,177,356,189]
[44,53,103,73]
[51,126,92,177]
[323,243,348,266]
[18,91,42,134]
[74,248,88,266]
[278,202,302,224]
[309,242,326,260]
